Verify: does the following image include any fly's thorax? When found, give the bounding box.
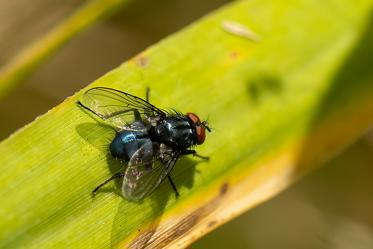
[152,116,196,149]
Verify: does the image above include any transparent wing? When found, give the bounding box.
[78,87,166,129]
[122,142,179,201]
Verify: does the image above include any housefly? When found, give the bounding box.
[77,87,210,201]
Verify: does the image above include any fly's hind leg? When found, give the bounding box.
[167,175,180,198]
[78,101,142,122]
[92,172,124,196]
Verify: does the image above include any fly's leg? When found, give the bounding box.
[92,172,124,196]
[77,101,142,122]
[167,175,180,198]
[182,149,209,160]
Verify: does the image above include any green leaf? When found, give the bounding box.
[1,0,373,248]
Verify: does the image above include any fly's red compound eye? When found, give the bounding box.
[186,112,200,123]
[186,112,205,145]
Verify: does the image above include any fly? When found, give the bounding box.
[77,87,210,201]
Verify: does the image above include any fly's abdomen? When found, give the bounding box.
[110,131,149,161]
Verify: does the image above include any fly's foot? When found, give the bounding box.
[182,149,209,161]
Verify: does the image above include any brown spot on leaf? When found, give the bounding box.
[208,220,217,228]
[220,182,229,195]
[230,51,239,59]
[151,203,216,248]
[129,229,155,249]
[136,54,149,67]
[130,183,230,248]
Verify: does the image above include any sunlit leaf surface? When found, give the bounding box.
[1,0,373,248]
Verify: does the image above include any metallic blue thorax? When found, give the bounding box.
[109,129,149,161]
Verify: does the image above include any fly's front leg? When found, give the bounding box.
[182,150,209,160]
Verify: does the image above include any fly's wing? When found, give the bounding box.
[78,87,166,129]
[122,142,179,201]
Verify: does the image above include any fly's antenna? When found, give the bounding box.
[202,121,212,132]
[201,114,212,132]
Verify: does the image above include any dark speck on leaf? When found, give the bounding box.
[136,55,149,67]
[220,182,229,195]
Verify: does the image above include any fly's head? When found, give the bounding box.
[186,112,211,145]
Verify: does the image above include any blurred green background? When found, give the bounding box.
[1,0,372,248]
